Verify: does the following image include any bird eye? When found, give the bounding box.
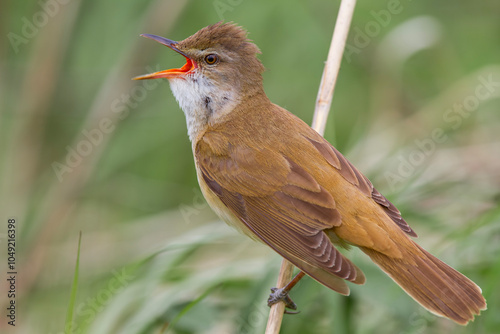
[204,54,218,65]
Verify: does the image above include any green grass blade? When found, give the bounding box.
[164,283,221,334]
[65,231,82,334]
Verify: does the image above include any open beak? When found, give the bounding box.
[133,34,197,80]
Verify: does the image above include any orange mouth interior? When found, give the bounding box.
[133,57,196,80]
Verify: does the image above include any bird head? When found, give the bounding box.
[134,22,265,140]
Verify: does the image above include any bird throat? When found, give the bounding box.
[168,73,240,142]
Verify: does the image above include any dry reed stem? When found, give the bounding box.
[265,0,357,332]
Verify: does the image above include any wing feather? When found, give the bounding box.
[305,136,417,237]
[197,142,366,290]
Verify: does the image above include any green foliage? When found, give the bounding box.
[1,0,499,333]
[65,232,82,334]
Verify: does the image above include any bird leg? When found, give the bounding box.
[267,271,306,314]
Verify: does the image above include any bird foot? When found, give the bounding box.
[267,287,300,314]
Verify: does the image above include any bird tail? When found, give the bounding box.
[360,243,486,325]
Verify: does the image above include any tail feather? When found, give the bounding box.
[361,243,486,325]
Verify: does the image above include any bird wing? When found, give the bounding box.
[196,130,366,294]
[304,135,417,237]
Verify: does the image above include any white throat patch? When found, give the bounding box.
[168,72,239,141]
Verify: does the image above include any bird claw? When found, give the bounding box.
[267,287,299,314]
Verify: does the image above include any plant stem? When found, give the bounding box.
[311,0,357,136]
[265,0,357,333]
[264,260,295,333]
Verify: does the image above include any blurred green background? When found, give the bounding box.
[1,0,499,333]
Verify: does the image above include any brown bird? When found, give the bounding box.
[134,22,486,325]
